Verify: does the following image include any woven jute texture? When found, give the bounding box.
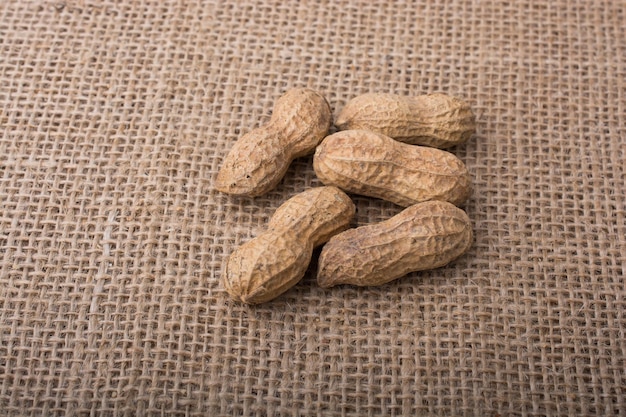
[1,1,625,416]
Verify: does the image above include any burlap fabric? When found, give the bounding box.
[1,1,625,416]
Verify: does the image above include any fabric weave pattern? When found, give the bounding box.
[0,1,625,416]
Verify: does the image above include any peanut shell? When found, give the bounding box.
[317,200,472,288]
[215,88,332,196]
[313,130,472,207]
[223,186,355,304]
[335,93,476,148]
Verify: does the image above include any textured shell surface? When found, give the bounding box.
[215,88,331,196]
[314,130,472,207]
[317,200,473,288]
[223,186,355,304]
[336,93,476,148]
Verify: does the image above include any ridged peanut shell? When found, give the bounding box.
[223,186,355,304]
[335,93,476,148]
[313,130,471,207]
[215,88,332,196]
[317,201,472,288]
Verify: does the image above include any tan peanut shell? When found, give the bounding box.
[215,88,332,196]
[223,186,355,304]
[317,201,472,288]
[335,93,476,148]
[313,130,472,207]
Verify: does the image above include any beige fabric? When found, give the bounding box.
[1,1,625,415]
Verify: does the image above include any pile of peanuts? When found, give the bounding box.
[215,89,475,304]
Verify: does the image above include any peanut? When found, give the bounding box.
[313,130,471,207]
[223,186,355,304]
[335,93,476,148]
[215,88,332,196]
[317,200,472,288]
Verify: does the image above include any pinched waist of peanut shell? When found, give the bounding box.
[264,119,329,153]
